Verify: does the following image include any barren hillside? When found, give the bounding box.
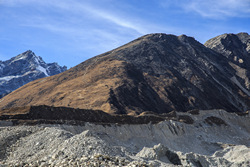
[0,33,249,114]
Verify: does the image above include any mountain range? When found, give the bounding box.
[0,32,249,166]
[0,50,67,98]
[0,33,249,115]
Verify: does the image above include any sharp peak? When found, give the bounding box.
[22,50,36,56]
[13,50,36,58]
[11,50,44,63]
[19,50,41,59]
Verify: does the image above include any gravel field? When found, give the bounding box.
[0,110,249,166]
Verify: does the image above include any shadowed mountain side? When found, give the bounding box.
[0,33,249,114]
[0,60,171,115]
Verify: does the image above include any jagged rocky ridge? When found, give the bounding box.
[0,33,249,114]
[0,50,67,98]
[205,32,250,96]
[0,109,249,166]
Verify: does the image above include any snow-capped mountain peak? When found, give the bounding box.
[10,50,38,64]
[0,50,67,98]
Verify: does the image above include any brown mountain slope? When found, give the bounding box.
[0,33,249,115]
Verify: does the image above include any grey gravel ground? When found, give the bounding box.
[0,110,249,166]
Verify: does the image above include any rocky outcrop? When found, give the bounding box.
[0,105,166,125]
[205,32,250,69]
[0,33,249,114]
[205,32,250,96]
[0,50,67,98]
[0,105,199,125]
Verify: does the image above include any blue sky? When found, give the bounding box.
[0,0,250,68]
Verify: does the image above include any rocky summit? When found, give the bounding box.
[0,50,67,98]
[0,33,249,114]
[205,32,250,97]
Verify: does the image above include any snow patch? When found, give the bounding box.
[0,75,22,81]
[36,65,49,76]
[11,54,28,63]
[34,56,40,64]
[33,55,44,65]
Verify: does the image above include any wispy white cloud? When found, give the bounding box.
[2,0,185,58]
[51,0,149,34]
[1,0,149,34]
[1,0,165,53]
[0,0,148,55]
[159,0,250,19]
[1,0,249,68]
[186,0,250,18]
[85,8,148,34]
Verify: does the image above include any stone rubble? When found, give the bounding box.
[0,110,249,166]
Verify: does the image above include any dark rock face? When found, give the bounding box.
[0,33,249,114]
[104,33,249,113]
[0,50,67,98]
[205,32,250,69]
[205,33,250,98]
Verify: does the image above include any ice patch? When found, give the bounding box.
[36,65,49,76]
